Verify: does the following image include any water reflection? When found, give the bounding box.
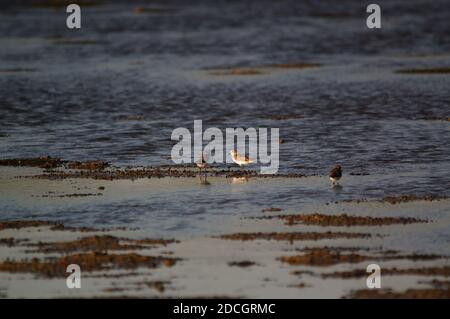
[232,177,249,184]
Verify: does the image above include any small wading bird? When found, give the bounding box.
[329,165,342,186]
[229,150,253,170]
[196,153,209,184]
[196,153,207,172]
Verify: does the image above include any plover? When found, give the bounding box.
[329,165,342,186]
[195,153,207,176]
[229,150,253,169]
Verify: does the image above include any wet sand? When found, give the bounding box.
[1,165,450,298]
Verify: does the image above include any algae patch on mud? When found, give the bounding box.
[0,156,63,169]
[255,213,427,227]
[66,160,109,170]
[30,0,103,8]
[347,288,450,299]
[321,266,450,279]
[0,156,109,170]
[339,194,447,205]
[209,68,264,76]
[396,67,450,74]
[207,62,321,76]
[133,7,178,15]
[26,235,178,254]
[228,261,258,268]
[280,247,442,267]
[216,231,372,242]
[0,252,178,278]
[0,221,180,278]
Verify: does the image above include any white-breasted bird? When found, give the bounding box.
[229,150,253,168]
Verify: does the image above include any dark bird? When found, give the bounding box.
[329,165,342,186]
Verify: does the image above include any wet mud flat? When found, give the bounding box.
[1,165,450,298]
[2,156,305,180]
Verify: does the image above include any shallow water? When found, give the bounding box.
[0,0,450,298]
[1,0,450,229]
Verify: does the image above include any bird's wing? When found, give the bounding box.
[241,155,253,163]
